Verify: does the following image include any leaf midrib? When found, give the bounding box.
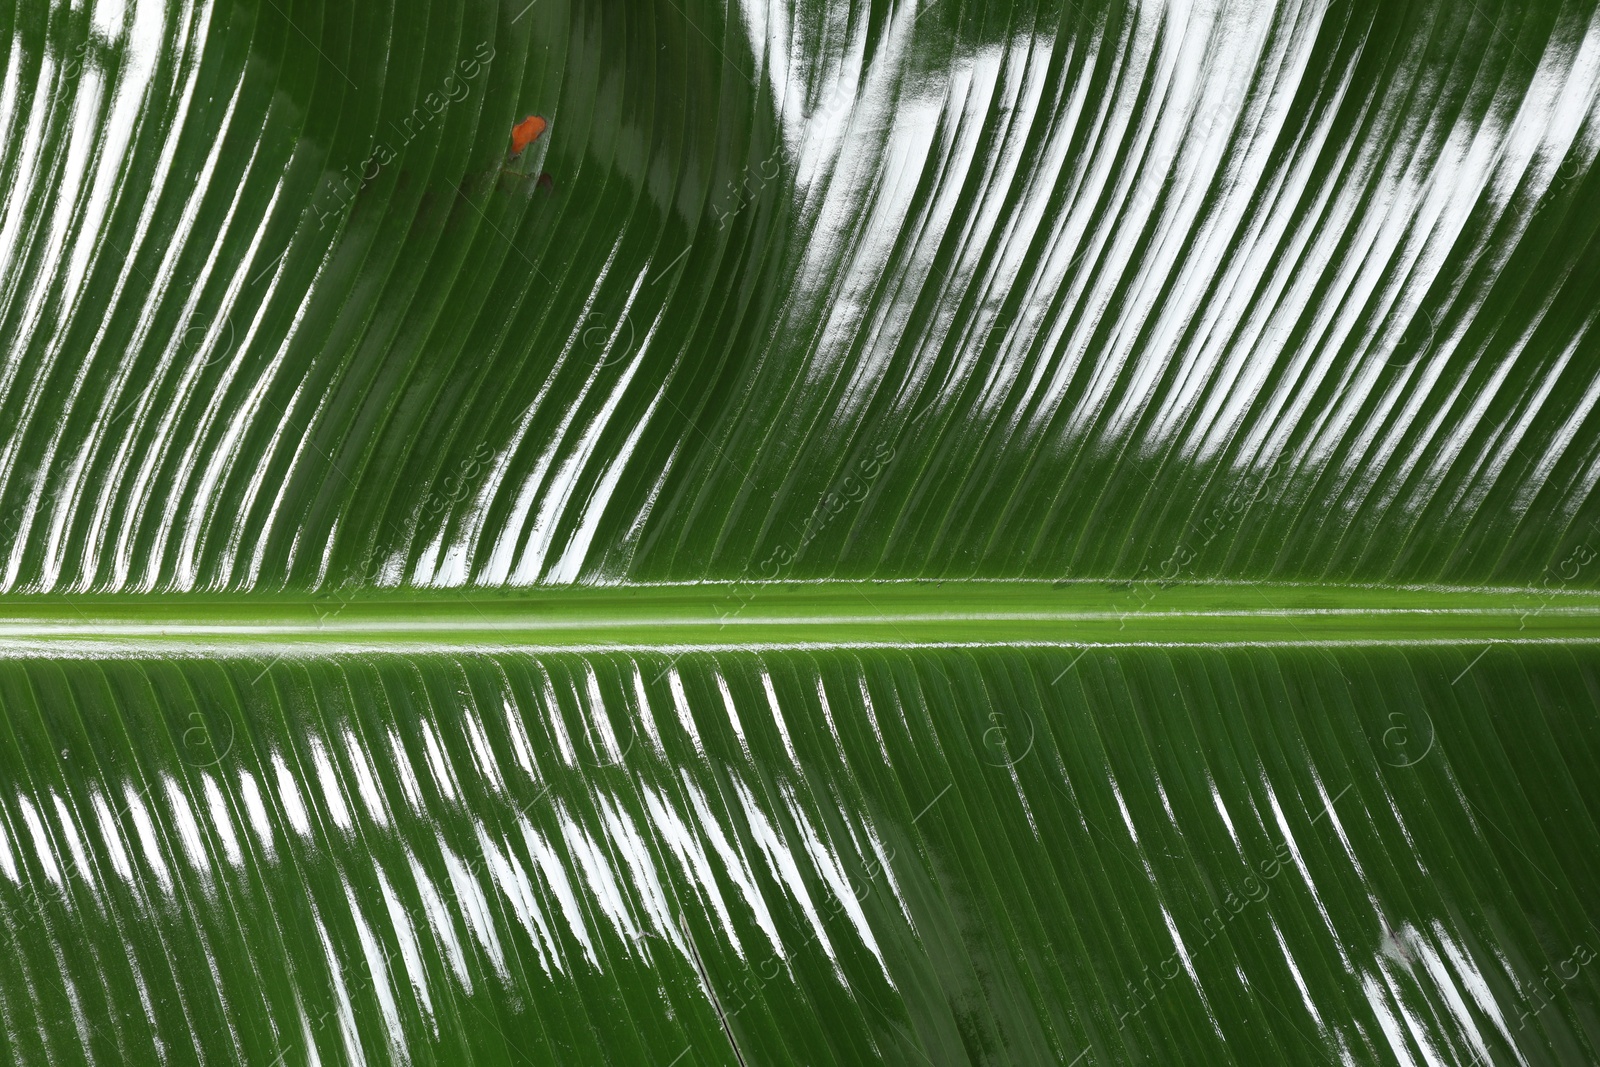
[2,581,1597,649]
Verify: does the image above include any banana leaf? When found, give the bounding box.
[1,0,1598,1062]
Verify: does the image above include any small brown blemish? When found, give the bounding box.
[510,114,547,155]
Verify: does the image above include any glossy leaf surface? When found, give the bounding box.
[2,0,1599,1062]
[5,648,1600,1065]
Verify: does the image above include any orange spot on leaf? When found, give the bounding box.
[511,114,547,155]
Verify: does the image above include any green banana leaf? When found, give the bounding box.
[2,0,1599,1062]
